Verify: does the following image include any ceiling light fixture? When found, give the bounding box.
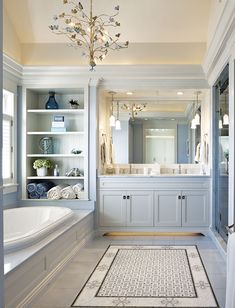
[194,91,201,126]
[122,103,146,121]
[109,91,116,127]
[222,92,229,125]
[126,92,133,95]
[177,91,184,95]
[115,101,121,130]
[49,0,129,71]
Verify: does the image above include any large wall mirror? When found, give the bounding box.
[100,89,206,165]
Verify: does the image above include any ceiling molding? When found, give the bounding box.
[203,1,235,83]
[3,54,208,89]
[3,54,23,83]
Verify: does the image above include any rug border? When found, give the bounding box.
[71,245,219,308]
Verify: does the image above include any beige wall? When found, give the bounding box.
[3,5,21,63]
[21,42,206,66]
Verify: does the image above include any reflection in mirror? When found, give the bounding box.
[99,89,206,166]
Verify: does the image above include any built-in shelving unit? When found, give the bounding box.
[22,86,89,201]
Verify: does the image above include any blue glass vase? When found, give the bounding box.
[45,91,58,109]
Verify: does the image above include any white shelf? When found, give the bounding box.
[27,154,84,158]
[27,109,84,114]
[27,176,85,180]
[27,131,84,135]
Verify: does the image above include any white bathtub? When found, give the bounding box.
[4,206,75,253]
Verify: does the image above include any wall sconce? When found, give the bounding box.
[194,91,201,126]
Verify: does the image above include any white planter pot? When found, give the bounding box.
[36,167,48,176]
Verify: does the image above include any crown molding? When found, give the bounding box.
[203,1,235,84]
[3,54,208,89]
[3,54,23,83]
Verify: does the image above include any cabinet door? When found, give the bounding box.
[154,191,181,226]
[181,190,209,227]
[126,191,153,226]
[99,191,126,227]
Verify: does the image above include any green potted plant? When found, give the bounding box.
[33,159,53,176]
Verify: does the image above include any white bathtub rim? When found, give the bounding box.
[4,209,94,275]
[4,206,75,253]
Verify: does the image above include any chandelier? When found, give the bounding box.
[49,0,129,71]
[122,103,147,121]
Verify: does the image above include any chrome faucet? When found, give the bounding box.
[179,164,182,174]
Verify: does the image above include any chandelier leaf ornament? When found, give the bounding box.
[49,0,129,71]
[122,103,147,121]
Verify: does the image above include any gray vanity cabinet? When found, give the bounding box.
[99,190,154,227]
[154,191,182,227]
[181,190,209,227]
[154,190,209,227]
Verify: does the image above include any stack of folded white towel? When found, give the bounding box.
[47,183,84,200]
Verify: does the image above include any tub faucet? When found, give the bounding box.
[179,164,182,174]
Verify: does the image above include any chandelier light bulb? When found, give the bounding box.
[49,0,129,71]
[223,113,229,125]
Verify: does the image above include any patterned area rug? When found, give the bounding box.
[72,245,218,307]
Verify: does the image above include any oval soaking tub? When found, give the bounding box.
[4,206,75,253]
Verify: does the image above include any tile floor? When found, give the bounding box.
[31,235,226,308]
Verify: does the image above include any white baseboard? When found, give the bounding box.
[208,228,227,261]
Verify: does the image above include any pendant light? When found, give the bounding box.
[115,101,121,130]
[191,118,196,129]
[194,91,201,126]
[109,91,116,127]
[222,92,229,125]
[191,102,196,129]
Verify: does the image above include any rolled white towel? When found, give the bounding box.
[61,186,76,199]
[72,182,84,196]
[47,184,69,200]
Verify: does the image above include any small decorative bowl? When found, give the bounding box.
[71,149,82,155]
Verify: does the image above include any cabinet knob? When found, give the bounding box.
[123,195,126,199]
[182,195,185,200]
[178,195,181,200]
[127,195,130,199]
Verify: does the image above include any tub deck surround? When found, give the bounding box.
[98,175,211,233]
[4,209,93,274]
[4,206,75,253]
[4,209,94,308]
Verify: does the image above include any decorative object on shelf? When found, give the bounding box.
[69,99,79,109]
[33,159,53,176]
[39,137,53,154]
[71,148,82,154]
[51,115,66,132]
[49,0,129,71]
[115,101,121,130]
[66,167,81,176]
[122,103,147,121]
[45,91,59,109]
[53,164,60,176]
[109,91,116,127]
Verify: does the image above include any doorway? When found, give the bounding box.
[213,64,229,242]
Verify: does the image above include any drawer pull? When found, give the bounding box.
[123,195,126,199]
[178,195,181,200]
[127,195,130,199]
[182,195,185,200]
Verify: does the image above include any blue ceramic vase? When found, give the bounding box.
[45,91,58,109]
